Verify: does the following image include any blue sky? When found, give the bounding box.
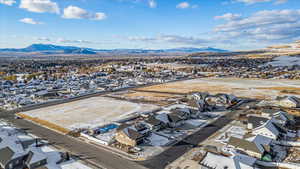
[1,0,300,50]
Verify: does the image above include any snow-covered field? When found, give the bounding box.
[267,55,300,67]
[21,96,159,130]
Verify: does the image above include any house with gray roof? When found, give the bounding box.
[227,136,270,159]
[0,127,48,169]
[261,109,295,126]
[277,96,300,108]
[247,116,269,130]
[0,146,28,169]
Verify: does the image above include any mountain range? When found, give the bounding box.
[0,44,228,55]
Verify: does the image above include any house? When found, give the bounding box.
[33,90,60,100]
[189,108,201,119]
[115,123,150,147]
[277,96,300,108]
[0,131,29,169]
[2,81,13,88]
[247,116,269,130]
[187,99,205,112]
[191,92,209,101]
[227,136,270,159]
[24,149,48,169]
[170,108,191,120]
[261,109,295,126]
[252,120,281,140]
[200,152,256,169]
[167,112,186,128]
[0,122,82,169]
[0,125,49,169]
[0,146,27,169]
[144,116,166,131]
[154,113,169,123]
[247,114,292,139]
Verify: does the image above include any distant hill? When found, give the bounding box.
[0,44,228,55]
[63,48,97,54]
[163,47,228,53]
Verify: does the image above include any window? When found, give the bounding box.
[8,163,13,169]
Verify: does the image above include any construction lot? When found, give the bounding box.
[19,96,159,131]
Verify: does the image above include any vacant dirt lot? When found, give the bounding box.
[136,78,300,100]
[20,96,159,130]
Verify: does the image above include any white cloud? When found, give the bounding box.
[214,13,241,21]
[56,38,94,44]
[128,34,208,45]
[62,6,106,20]
[148,0,156,8]
[0,0,16,6]
[19,0,60,14]
[214,9,300,42]
[19,18,43,24]
[233,0,288,4]
[37,37,95,44]
[176,2,190,9]
[235,0,271,4]
[94,12,107,20]
[176,2,198,9]
[37,37,51,41]
[274,0,288,4]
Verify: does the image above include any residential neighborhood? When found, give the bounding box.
[2,0,300,168]
[0,120,91,169]
[1,55,300,169]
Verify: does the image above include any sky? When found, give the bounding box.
[0,0,300,50]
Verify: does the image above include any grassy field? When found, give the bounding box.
[136,78,300,100]
[256,87,300,95]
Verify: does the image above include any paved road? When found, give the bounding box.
[138,111,236,169]
[0,112,146,169]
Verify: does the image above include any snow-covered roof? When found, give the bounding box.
[280,96,300,105]
[255,120,279,137]
[0,127,27,159]
[0,121,92,169]
[26,147,47,164]
[200,152,255,169]
[155,113,170,124]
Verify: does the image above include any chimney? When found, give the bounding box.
[35,138,39,147]
[66,152,70,161]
